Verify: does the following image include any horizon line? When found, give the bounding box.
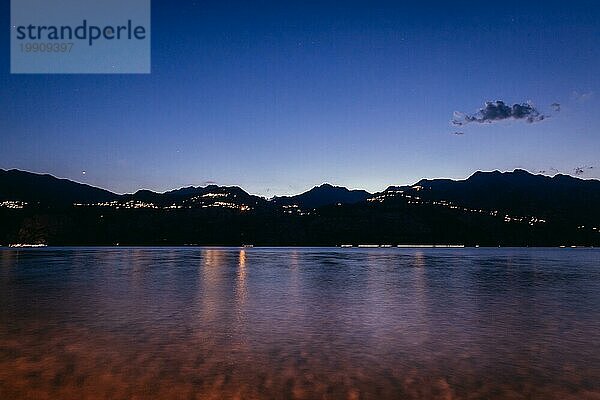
[1,167,597,199]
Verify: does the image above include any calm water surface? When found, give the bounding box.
[0,247,599,399]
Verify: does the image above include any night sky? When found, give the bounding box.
[1,0,599,196]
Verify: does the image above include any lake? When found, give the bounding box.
[0,247,599,399]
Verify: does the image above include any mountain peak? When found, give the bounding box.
[273,183,371,209]
[316,183,335,189]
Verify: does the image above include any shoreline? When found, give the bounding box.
[1,245,597,249]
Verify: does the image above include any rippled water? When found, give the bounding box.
[0,247,599,399]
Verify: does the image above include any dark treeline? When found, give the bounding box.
[1,201,597,247]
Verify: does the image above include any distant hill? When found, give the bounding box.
[386,169,600,224]
[273,183,371,209]
[3,168,598,221]
[1,168,599,246]
[0,169,267,209]
[0,169,119,205]
[126,185,266,208]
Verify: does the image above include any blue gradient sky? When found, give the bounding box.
[1,0,599,196]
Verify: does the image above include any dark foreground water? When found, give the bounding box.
[0,248,599,400]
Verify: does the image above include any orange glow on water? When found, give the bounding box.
[0,248,598,399]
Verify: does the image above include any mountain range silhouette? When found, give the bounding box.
[1,168,598,246]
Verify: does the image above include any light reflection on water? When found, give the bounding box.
[0,247,599,399]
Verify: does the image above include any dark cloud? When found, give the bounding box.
[451,131,465,135]
[550,102,561,112]
[452,100,547,126]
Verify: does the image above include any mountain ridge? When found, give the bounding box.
[272,183,372,209]
[2,168,599,225]
[3,167,599,203]
[2,168,599,246]
[0,168,119,205]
